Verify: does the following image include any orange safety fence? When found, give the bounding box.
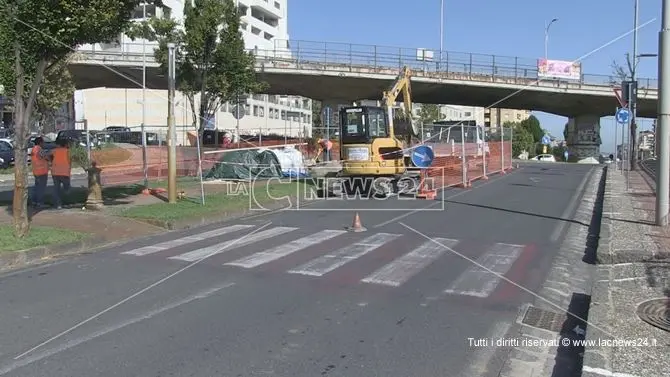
[418,125,514,194]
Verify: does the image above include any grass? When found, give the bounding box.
[0,224,87,252]
[118,179,317,223]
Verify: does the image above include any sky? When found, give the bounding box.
[286,0,662,154]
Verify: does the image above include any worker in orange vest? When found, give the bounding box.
[50,138,71,209]
[30,137,51,208]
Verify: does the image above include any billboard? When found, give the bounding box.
[537,59,581,80]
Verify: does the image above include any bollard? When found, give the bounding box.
[85,162,104,210]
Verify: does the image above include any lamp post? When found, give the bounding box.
[141,2,148,189]
[439,0,444,65]
[545,18,558,61]
[167,42,177,203]
[656,0,670,225]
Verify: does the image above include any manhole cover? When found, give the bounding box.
[521,306,568,333]
[637,298,670,332]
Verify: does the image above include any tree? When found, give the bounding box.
[311,100,322,138]
[518,115,544,143]
[511,125,534,159]
[127,0,267,132]
[418,104,440,124]
[0,0,149,238]
[35,55,76,129]
[563,122,569,141]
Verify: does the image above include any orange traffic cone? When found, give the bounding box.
[347,212,367,232]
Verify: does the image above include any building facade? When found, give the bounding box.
[74,0,313,143]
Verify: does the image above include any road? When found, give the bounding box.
[0,162,596,377]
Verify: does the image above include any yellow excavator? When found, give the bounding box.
[336,65,422,196]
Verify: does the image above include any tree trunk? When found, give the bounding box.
[12,42,29,238]
[11,47,48,238]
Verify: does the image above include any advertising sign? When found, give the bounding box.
[537,59,581,80]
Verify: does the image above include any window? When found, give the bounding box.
[259,106,265,117]
[253,105,259,116]
[342,110,365,139]
[367,108,387,137]
[244,104,250,115]
[281,110,286,120]
[464,111,472,117]
[274,1,280,9]
[516,113,522,120]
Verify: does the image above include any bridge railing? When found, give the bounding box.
[74,40,658,90]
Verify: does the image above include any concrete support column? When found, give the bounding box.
[565,114,601,160]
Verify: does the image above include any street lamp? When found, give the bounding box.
[141,2,148,189]
[440,0,444,64]
[545,18,558,60]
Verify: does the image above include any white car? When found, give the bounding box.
[535,154,556,162]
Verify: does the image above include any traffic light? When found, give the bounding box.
[622,80,637,106]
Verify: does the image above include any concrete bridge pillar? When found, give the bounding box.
[565,114,601,159]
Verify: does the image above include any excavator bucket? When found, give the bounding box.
[394,116,420,138]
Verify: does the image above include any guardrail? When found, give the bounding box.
[74,39,658,91]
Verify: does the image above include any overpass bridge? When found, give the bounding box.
[69,39,659,158]
[70,39,658,119]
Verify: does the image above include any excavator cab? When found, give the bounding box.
[338,106,406,177]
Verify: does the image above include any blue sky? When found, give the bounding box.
[286,0,662,154]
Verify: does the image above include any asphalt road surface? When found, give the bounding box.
[0,163,596,377]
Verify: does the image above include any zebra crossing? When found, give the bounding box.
[119,223,531,299]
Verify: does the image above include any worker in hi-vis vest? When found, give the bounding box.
[50,138,71,209]
[30,137,51,208]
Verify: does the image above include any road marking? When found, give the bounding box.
[444,243,524,298]
[550,167,593,242]
[361,238,460,287]
[287,233,400,276]
[0,283,235,376]
[224,229,347,268]
[581,366,640,377]
[122,225,255,256]
[169,227,298,262]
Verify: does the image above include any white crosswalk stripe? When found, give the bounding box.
[361,238,460,287]
[119,224,530,295]
[122,225,255,256]
[443,243,524,298]
[287,233,400,277]
[169,226,298,262]
[224,229,347,268]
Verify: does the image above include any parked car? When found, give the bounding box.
[535,154,556,162]
[0,140,14,169]
[56,129,98,148]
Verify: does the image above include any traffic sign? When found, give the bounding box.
[411,145,434,168]
[613,87,627,108]
[615,108,630,124]
[231,105,245,120]
[541,135,551,145]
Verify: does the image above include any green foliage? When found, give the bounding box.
[311,100,322,138]
[0,0,152,237]
[518,115,543,143]
[418,104,441,123]
[512,126,534,158]
[70,144,90,168]
[551,145,567,161]
[35,55,76,122]
[126,0,267,130]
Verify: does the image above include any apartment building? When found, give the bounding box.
[638,130,655,159]
[484,108,531,127]
[74,0,312,143]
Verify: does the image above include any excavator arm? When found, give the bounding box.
[381,66,419,145]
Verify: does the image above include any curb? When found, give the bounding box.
[130,197,316,230]
[0,236,106,272]
[581,165,611,375]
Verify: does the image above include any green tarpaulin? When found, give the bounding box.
[204,149,283,180]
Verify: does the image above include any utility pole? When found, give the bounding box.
[656,0,670,226]
[440,0,444,66]
[141,2,148,189]
[630,0,640,170]
[167,42,177,203]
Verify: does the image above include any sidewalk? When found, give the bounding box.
[582,168,670,377]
